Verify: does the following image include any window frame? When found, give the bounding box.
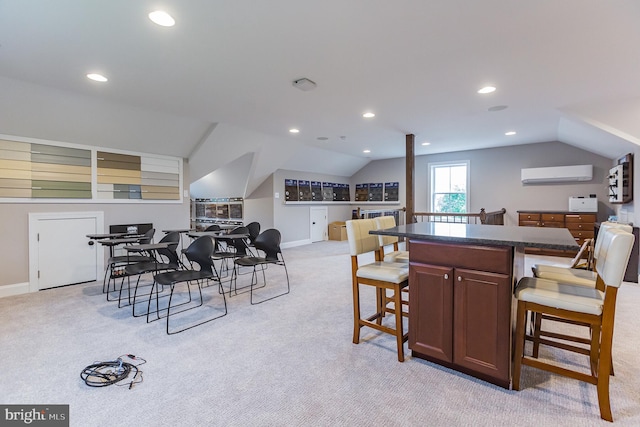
[428,160,470,213]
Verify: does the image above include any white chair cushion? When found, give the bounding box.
[532,264,596,287]
[383,250,410,264]
[357,261,409,284]
[515,277,604,315]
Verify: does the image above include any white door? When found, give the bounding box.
[310,207,328,242]
[29,212,104,290]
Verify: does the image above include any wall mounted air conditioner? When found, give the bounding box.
[521,165,593,184]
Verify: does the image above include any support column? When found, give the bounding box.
[406,134,415,224]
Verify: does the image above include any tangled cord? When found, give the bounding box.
[80,354,146,389]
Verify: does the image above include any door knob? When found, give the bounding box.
[88,241,95,246]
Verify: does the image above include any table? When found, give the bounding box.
[370,222,578,388]
[87,232,141,240]
[97,237,144,258]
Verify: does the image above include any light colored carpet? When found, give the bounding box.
[0,241,639,426]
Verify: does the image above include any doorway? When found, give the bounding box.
[29,212,104,291]
[310,207,328,242]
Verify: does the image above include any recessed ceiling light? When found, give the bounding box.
[363,149,371,153]
[421,142,431,146]
[362,112,375,118]
[87,73,108,82]
[505,131,516,136]
[478,86,496,94]
[289,128,299,134]
[149,11,175,27]
[317,137,329,141]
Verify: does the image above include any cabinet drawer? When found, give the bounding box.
[539,221,564,228]
[519,221,539,227]
[519,213,540,222]
[541,213,565,222]
[570,230,594,240]
[409,241,512,275]
[566,214,596,223]
[566,222,594,231]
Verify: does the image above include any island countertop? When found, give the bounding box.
[370,222,579,250]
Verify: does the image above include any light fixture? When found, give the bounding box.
[478,86,496,94]
[505,131,516,136]
[149,10,175,27]
[292,78,316,91]
[363,149,371,153]
[317,137,329,141]
[289,128,300,134]
[488,105,508,112]
[87,73,108,82]
[421,142,431,146]
[362,112,375,118]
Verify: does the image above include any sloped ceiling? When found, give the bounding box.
[1,1,640,196]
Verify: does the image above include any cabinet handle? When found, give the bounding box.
[444,274,449,279]
[457,276,462,282]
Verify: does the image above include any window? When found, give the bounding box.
[429,161,469,213]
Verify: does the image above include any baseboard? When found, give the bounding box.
[281,239,312,249]
[0,282,30,298]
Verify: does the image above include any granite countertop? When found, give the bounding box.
[370,222,579,250]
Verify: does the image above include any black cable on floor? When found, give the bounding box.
[80,354,146,389]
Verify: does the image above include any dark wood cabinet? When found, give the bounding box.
[518,211,596,257]
[408,241,513,388]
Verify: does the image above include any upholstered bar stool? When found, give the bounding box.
[529,222,633,364]
[532,222,632,286]
[346,218,409,362]
[513,227,634,422]
[374,216,409,263]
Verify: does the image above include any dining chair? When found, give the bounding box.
[513,227,634,422]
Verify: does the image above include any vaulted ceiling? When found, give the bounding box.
[1,1,639,195]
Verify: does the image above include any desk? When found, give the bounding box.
[371,223,578,388]
[98,237,143,258]
[87,232,141,240]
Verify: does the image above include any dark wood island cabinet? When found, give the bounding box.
[370,222,578,388]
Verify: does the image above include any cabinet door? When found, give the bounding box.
[409,263,453,363]
[453,268,511,382]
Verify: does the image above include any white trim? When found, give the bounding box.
[0,282,30,298]
[28,211,105,292]
[281,239,311,249]
[428,160,470,212]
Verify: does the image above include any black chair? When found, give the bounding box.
[212,226,250,277]
[116,231,181,313]
[231,228,290,304]
[104,228,156,296]
[204,224,221,232]
[246,221,261,255]
[148,236,227,334]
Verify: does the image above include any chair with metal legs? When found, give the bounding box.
[148,236,226,334]
[231,228,289,304]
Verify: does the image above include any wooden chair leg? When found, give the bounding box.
[352,280,361,344]
[512,300,528,391]
[597,319,615,422]
[532,312,542,358]
[393,285,404,362]
[376,287,384,325]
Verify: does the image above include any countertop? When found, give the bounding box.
[370,222,579,250]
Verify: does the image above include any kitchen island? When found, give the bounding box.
[370,222,578,388]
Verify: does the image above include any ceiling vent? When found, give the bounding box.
[292,78,317,91]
